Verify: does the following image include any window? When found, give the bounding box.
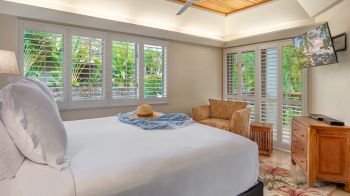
[224,41,306,150]
[282,45,303,146]
[19,22,169,109]
[143,43,168,102]
[23,28,65,103]
[111,38,139,105]
[71,35,105,102]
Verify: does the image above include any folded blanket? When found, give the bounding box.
[117,111,193,130]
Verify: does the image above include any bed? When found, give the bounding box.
[0,116,260,196]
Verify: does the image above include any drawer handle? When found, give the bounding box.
[300,134,305,137]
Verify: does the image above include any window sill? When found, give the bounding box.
[58,102,169,112]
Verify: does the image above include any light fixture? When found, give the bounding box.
[0,50,19,75]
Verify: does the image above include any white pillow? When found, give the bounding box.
[0,119,24,181]
[7,76,55,102]
[0,79,69,169]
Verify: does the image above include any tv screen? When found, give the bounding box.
[293,22,338,68]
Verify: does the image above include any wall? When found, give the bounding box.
[0,14,17,52]
[0,13,223,120]
[309,0,350,124]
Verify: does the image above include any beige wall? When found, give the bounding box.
[0,14,223,121]
[61,41,223,120]
[309,0,350,123]
[0,14,17,52]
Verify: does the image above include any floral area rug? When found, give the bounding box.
[259,154,337,196]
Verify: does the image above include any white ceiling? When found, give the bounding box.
[2,0,342,42]
[297,0,342,17]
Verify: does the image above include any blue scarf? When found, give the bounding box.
[117,111,193,130]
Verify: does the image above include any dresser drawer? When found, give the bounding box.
[292,121,308,143]
[292,144,307,172]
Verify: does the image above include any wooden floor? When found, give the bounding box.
[260,149,349,196]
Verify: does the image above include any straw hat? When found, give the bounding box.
[129,104,160,118]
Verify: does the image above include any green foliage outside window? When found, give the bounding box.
[241,51,255,95]
[71,36,104,100]
[24,29,64,100]
[232,53,239,93]
[144,46,164,98]
[282,45,302,100]
[112,41,137,98]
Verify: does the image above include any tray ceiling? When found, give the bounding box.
[176,0,272,15]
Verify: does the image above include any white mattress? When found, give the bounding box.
[1,116,259,196]
[66,117,259,196]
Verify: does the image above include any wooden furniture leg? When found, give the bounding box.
[291,158,296,165]
[345,183,350,192]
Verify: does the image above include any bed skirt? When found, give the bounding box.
[238,181,263,196]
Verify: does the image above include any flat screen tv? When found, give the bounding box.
[293,22,338,68]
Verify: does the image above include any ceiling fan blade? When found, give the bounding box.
[176,1,193,15]
[176,0,200,15]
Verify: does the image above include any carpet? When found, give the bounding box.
[259,160,337,196]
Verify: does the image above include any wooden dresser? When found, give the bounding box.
[292,116,350,192]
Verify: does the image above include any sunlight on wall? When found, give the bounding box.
[4,0,323,42]
[4,0,225,40]
[224,18,314,41]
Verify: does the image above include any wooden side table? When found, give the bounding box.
[250,122,273,156]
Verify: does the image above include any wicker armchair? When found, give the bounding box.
[192,99,251,138]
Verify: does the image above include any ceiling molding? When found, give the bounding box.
[0,1,224,47]
[0,0,332,48]
[224,22,321,48]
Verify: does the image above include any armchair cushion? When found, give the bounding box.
[209,99,247,120]
[231,108,251,138]
[199,118,231,131]
[192,105,210,121]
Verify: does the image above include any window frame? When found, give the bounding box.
[68,29,108,108]
[19,22,69,108]
[141,38,169,104]
[19,21,170,110]
[108,34,142,106]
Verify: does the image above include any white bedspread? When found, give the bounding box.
[65,117,259,196]
[0,159,75,196]
[0,116,259,196]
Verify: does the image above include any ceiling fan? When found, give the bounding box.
[176,0,200,15]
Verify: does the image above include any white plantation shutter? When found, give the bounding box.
[71,35,105,103]
[244,99,256,122]
[23,29,65,102]
[111,40,139,104]
[226,53,238,96]
[282,104,302,143]
[260,47,279,142]
[224,41,305,151]
[143,43,167,102]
